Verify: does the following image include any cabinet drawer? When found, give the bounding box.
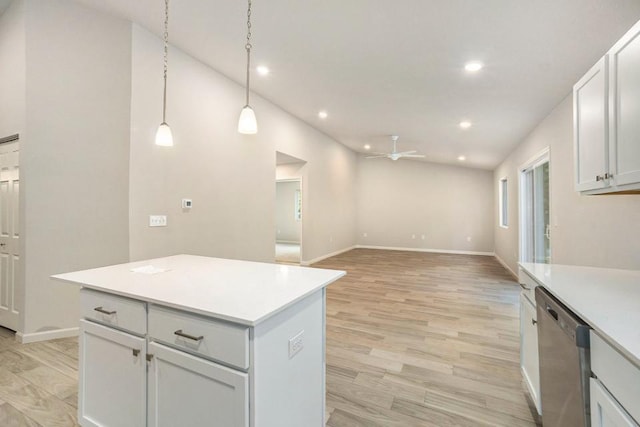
[591,331,640,423]
[518,268,538,304]
[148,305,249,370]
[80,289,146,335]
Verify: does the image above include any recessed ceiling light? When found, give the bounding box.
[459,121,472,129]
[364,144,371,150]
[458,155,466,161]
[318,111,328,119]
[256,65,270,76]
[464,61,483,72]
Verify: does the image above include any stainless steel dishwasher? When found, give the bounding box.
[535,286,591,427]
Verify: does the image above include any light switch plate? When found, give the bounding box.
[149,215,167,227]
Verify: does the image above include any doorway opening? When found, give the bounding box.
[275,152,306,265]
[0,134,20,331]
[519,148,551,264]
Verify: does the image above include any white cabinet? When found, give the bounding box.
[591,331,640,425]
[519,293,541,414]
[78,320,147,427]
[591,378,639,427]
[573,19,640,194]
[574,57,609,192]
[147,342,248,427]
[78,287,327,427]
[609,20,640,188]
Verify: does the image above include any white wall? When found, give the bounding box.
[129,25,357,264]
[494,95,640,274]
[0,0,24,139]
[21,0,131,336]
[275,181,300,243]
[356,156,494,254]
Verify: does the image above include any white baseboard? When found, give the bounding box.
[276,240,300,245]
[16,327,79,344]
[355,244,494,257]
[494,253,518,279]
[302,245,356,266]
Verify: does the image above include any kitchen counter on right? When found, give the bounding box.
[519,262,640,368]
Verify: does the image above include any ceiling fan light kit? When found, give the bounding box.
[366,135,425,161]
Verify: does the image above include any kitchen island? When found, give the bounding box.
[52,254,346,427]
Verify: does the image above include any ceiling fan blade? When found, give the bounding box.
[365,155,389,159]
[400,154,425,158]
[396,150,417,155]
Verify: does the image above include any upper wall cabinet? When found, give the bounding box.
[574,57,609,192]
[574,20,640,194]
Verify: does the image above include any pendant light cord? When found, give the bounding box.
[162,0,170,123]
[245,0,252,107]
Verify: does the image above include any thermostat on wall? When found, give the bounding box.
[182,199,192,209]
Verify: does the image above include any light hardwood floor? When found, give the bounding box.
[315,249,541,427]
[0,248,539,426]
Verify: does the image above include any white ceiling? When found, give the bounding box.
[50,2,640,168]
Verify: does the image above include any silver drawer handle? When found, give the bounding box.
[519,283,530,291]
[94,306,116,315]
[174,330,204,342]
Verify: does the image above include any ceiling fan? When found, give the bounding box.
[365,135,425,161]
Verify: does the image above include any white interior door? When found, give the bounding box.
[0,140,20,331]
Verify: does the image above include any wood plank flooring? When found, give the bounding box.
[0,328,78,426]
[315,248,540,427]
[0,248,539,426]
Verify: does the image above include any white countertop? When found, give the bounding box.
[52,254,345,326]
[519,262,640,368]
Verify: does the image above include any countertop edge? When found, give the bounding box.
[52,270,346,327]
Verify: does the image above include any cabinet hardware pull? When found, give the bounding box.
[532,319,537,325]
[519,283,530,291]
[595,175,603,182]
[94,306,116,315]
[174,329,204,342]
[146,354,154,362]
[604,172,614,179]
[132,349,140,357]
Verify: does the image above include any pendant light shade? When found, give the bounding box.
[238,106,257,134]
[155,0,173,147]
[155,122,174,146]
[238,0,258,135]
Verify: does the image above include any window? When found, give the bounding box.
[499,177,508,228]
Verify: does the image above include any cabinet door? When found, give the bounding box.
[574,56,609,192]
[609,21,640,187]
[78,320,146,427]
[591,378,639,427]
[147,342,248,427]
[520,294,541,414]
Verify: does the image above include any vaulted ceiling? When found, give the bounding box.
[13,1,640,168]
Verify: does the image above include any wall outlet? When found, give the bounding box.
[467,236,472,242]
[149,215,167,227]
[411,234,416,239]
[421,234,425,240]
[182,199,192,209]
[329,236,333,243]
[363,232,368,238]
[289,330,304,359]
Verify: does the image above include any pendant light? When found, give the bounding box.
[155,0,173,146]
[238,0,257,134]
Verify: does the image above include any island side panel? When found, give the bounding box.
[252,289,325,426]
